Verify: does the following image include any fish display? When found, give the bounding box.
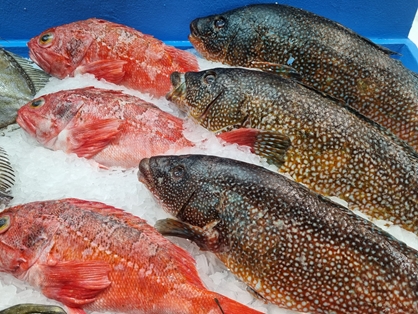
[27,18,199,98]
[188,3,418,151]
[16,86,284,168]
[0,304,66,314]
[0,146,15,206]
[138,154,418,314]
[167,67,418,235]
[0,198,263,314]
[0,47,50,128]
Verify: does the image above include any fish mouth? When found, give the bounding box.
[138,158,154,189]
[16,110,37,136]
[166,72,188,113]
[189,19,200,39]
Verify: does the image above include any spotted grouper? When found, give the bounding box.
[189,3,418,151]
[167,67,418,235]
[138,154,418,314]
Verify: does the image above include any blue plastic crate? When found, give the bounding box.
[1,0,418,71]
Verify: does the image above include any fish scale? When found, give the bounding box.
[188,3,418,151]
[138,154,418,314]
[166,67,418,235]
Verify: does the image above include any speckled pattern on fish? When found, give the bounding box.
[166,67,418,235]
[188,3,418,151]
[138,154,418,314]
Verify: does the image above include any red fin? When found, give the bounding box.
[164,45,199,70]
[217,128,291,167]
[40,261,111,308]
[76,60,127,84]
[66,308,87,314]
[214,295,264,314]
[69,119,122,158]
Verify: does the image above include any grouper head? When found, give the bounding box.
[166,68,249,132]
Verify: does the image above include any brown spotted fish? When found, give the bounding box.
[189,3,418,151]
[138,154,418,314]
[166,67,418,235]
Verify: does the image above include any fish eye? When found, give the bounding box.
[171,165,185,179]
[203,72,216,85]
[214,17,226,30]
[39,32,54,46]
[0,215,10,234]
[30,98,45,108]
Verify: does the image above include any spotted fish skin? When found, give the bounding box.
[138,154,418,314]
[189,3,418,151]
[166,67,418,235]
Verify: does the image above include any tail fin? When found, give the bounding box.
[217,128,291,168]
[212,294,265,314]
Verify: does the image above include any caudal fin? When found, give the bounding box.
[212,294,265,314]
[217,128,291,168]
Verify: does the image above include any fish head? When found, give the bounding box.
[0,204,58,275]
[28,21,95,79]
[138,155,221,226]
[189,10,241,63]
[16,90,85,148]
[166,68,247,132]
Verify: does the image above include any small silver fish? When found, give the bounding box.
[0,48,50,128]
[0,304,66,314]
[0,146,14,205]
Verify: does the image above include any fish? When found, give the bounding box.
[0,146,15,206]
[138,154,418,314]
[0,47,50,128]
[0,304,66,314]
[188,3,418,151]
[0,198,263,314]
[16,86,286,169]
[166,67,418,235]
[27,18,199,98]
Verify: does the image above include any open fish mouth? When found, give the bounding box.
[137,158,153,189]
[166,72,188,112]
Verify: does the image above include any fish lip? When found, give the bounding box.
[189,19,200,38]
[16,110,37,135]
[166,72,188,112]
[28,48,51,74]
[137,158,153,188]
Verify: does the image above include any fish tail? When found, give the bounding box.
[217,128,291,167]
[212,294,264,314]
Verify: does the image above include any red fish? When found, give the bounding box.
[16,87,284,169]
[27,18,199,98]
[0,198,264,314]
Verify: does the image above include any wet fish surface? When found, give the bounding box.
[0,198,263,314]
[138,154,418,314]
[0,304,66,314]
[0,146,15,206]
[28,18,199,98]
[167,67,418,235]
[0,48,50,128]
[188,3,418,151]
[17,86,288,169]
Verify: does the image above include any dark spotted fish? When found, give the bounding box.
[0,304,66,314]
[0,48,50,128]
[166,67,418,235]
[138,154,418,314]
[0,146,14,205]
[189,3,418,151]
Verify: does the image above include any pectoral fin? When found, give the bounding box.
[250,61,302,81]
[68,119,122,158]
[39,260,111,308]
[217,128,291,167]
[75,60,127,84]
[155,218,223,252]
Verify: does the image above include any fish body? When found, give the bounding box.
[189,3,418,150]
[16,86,283,169]
[0,48,50,128]
[0,198,263,314]
[167,67,418,235]
[0,146,15,206]
[138,154,418,314]
[28,18,199,98]
[0,304,66,314]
